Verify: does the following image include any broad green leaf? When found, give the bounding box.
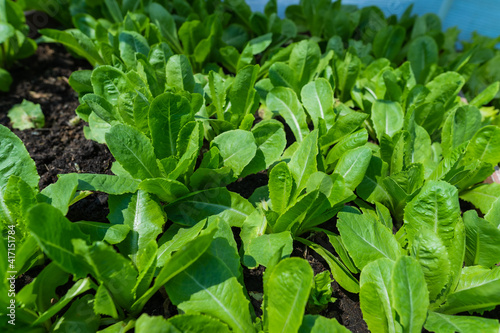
[68,70,93,95]
[242,120,287,175]
[0,176,36,236]
[338,211,403,270]
[288,130,318,196]
[0,124,39,189]
[460,183,500,214]
[168,314,231,333]
[166,55,195,92]
[441,106,481,156]
[105,124,161,180]
[408,36,437,84]
[104,0,124,22]
[139,178,189,202]
[119,31,150,68]
[38,175,78,215]
[464,125,500,165]
[485,197,500,227]
[424,311,500,333]
[267,87,309,142]
[51,294,100,332]
[164,187,255,227]
[228,65,259,125]
[289,40,320,90]
[337,51,360,102]
[404,181,460,249]
[413,102,444,136]
[7,100,44,130]
[411,228,450,302]
[297,238,360,294]
[438,266,500,314]
[391,256,429,333]
[373,25,405,62]
[27,204,89,278]
[266,258,314,333]
[149,93,193,159]
[333,146,372,191]
[169,121,203,181]
[165,219,254,333]
[94,285,119,319]
[269,162,294,214]
[463,210,500,268]
[301,78,335,129]
[371,100,404,140]
[57,173,139,195]
[208,71,226,120]
[360,258,398,333]
[211,129,257,176]
[90,66,131,111]
[81,95,115,122]
[425,72,464,108]
[269,62,298,92]
[325,129,368,167]
[245,232,293,268]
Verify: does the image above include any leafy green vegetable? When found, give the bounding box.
[7,100,45,130]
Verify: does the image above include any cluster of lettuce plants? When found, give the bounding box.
[2,0,500,332]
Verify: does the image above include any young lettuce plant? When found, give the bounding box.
[223,130,369,295]
[328,180,500,332]
[0,125,134,330]
[352,67,500,223]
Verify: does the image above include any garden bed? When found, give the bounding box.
[2,1,500,332]
[1,43,369,332]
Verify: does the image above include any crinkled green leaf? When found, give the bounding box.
[0,124,39,189]
[149,92,193,159]
[7,100,44,130]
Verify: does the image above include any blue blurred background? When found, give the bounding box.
[246,0,500,41]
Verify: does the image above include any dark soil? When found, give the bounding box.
[2,43,369,331]
[0,43,114,224]
[0,44,114,190]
